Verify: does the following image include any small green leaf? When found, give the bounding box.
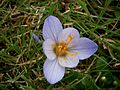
[114,7,120,18]
[96,56,109,70]
[24,86,36,90]
[81,74,101,90]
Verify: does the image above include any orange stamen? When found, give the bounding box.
[54,34,78,57]
[66,51,78,56]
[66,35,73,46]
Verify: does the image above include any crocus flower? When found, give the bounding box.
[42,16,98,84]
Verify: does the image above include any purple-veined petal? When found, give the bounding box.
[43,59,65,84]
[32,33,41,42]
[58,50,79,68]
[43,39,56,60]
[42,16,63,41]
[72,37,98,60]
[58,28,80,48]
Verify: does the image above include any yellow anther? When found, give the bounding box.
[66,35,73,46]
[58,45,66,51]
[54,43,67,56]
[54,34,74,57]
[66,51,78,56]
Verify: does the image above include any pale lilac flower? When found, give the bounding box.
[42,16,98,84]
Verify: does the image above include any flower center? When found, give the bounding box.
[54,35,78,57]
[54,43,67,56]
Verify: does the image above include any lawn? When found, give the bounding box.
[0,0,120,90]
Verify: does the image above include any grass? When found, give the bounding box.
[0,0,120,90]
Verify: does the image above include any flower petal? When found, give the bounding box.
[43,59,65,84]
[32,33,41,42]
[43,39,56,60]
[58,28,80,48]
[73,37,98,60]
[42,16,63,41]
[58,51,79,68]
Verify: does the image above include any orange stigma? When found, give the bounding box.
[54,34,78,57]
[66,35,73,45]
